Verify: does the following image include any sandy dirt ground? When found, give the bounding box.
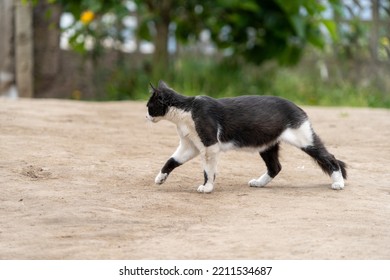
[1,99,390,260]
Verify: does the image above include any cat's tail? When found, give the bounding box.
[337,159,347,179]
[308,152,347,180]
[301,133,347,180]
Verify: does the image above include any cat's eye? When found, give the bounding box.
[157,95,165,104]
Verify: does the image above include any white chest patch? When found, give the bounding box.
[165,108,205,151]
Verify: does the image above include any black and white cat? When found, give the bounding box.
[146,81,347,193]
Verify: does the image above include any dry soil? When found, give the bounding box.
[1,99,389,259]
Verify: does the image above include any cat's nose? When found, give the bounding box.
[146,114,154,122]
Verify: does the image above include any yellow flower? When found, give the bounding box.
[380,37,389,47]
[80,10,95,25]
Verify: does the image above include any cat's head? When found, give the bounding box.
[146,80,172,122]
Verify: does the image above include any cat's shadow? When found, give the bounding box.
[157,183,334,194]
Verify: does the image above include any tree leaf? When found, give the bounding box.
[321,19,339,42]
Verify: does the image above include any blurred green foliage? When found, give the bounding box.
[56,0,340,65]
[94,53,390,108]
[37,0,390,107]
[200,0,340,65]
[54,0,129,60]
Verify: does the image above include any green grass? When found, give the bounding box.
[270,68,390,107]
[95,54,390,108]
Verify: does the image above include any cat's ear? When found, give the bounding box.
[149,82,157,94]
[158,80,169,89]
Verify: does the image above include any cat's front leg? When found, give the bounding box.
[155,158,179,184]
[155,173,168,184]
[197,145,219,193]
[155,138,199,185]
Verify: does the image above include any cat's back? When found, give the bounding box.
[218,95,307,125]
[219,95,301,111]
[191,94,307,127]
[214,95,308,147]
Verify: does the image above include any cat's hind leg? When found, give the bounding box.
[279,120,347,189]
[155,137,199,184]
[249,143,281,188]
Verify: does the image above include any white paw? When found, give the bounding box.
[248,179,265,187]
[248,173,272,188]
[155,172,168,185]
[197,183,214,193]
[331,182,344,190]
[331,171,344,190]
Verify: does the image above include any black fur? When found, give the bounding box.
[260,144,282,178]
[161,158,181,175]
[302,133,347,179]
[203,171,216,185]
[148,81,308,148]
[147,81,347,190]
[147,81,193,117]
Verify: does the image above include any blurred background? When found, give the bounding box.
[0,0,389,107]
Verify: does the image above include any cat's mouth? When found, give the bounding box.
[146,113,158,123]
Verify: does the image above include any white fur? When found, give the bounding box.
[152,109,200,186]
[217,125,277,153]
[165,108,206,152]
[217,126,236,151]
[152,109,339,192]
[218,140,276,153]
[198,143,220,193]
[155,171,168,184]
[331,170,344,190]
[217,121,313,153]
[248,173,272,187]
[157,109,221,192]
[218,141,237,151]
[172,137,199,164]
[279,120,313,148]
[146,112,153,122]
[246,121,314,188]
[197,183,214,193]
